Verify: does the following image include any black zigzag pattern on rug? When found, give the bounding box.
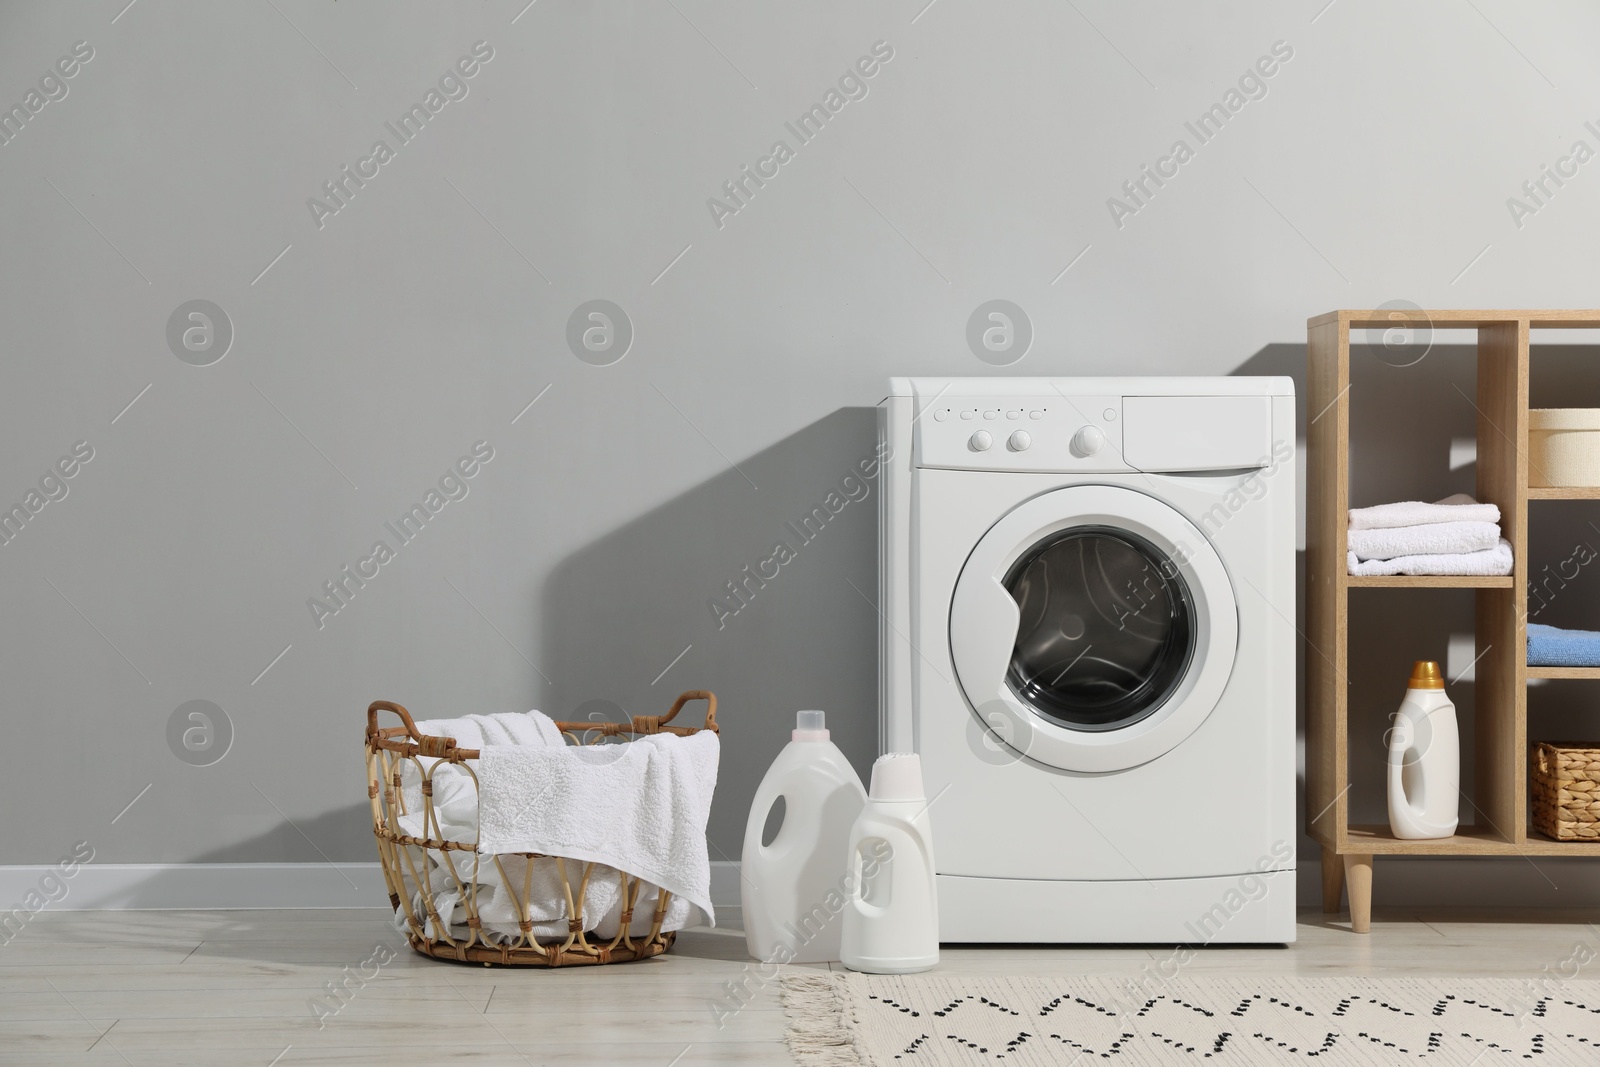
[784,973,1600,1066]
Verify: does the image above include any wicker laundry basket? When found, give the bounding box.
[1531,741,1600,841]
[365,690,718,966]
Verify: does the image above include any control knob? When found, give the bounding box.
[1072,425,1106,456]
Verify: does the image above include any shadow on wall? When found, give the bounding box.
[541,407,883,858]
[114,405,888,894]
[49,802,382,917]
[188,803,374,865]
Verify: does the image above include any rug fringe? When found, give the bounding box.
[783,971,867,1067]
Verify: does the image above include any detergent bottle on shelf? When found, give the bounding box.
[741,710,867,963]
[1387,660,1460,840]
[840,752,939,974]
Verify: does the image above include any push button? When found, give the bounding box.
[1008,430,1031,452]
[969,430,993,451]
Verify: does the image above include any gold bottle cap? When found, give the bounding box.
[1408,660,1445,689]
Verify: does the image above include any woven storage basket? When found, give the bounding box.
[365,690,718,966]
[1529,408,1600,487]
[1531,741,1600,841]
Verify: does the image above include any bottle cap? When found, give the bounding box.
[793,709,829,742]
[869,752,926,801]
[1408,660,1445,689]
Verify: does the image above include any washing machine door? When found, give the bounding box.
[949,484,1237,773]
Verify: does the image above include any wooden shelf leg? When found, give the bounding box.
[1343,854,1373,934]
[1320,847,1345,914]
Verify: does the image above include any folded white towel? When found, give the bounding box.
[1348,494,1500,531]
[1348,538,1514,576]
[1347,520,1501,561]
[476,728,721,929]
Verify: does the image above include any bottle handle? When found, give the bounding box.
[745,783,782,857]
[1387,712,1418,815]
[746,770,809,857]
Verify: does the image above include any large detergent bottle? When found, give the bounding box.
[841,753,939,974]
[741,710,867,963]
[1387,660,1460,839]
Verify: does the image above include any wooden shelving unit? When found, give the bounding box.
[1306,309,1600,932]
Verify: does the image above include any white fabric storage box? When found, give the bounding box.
[1530,409,1600,488]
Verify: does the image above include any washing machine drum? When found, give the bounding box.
[950,485,1238,773]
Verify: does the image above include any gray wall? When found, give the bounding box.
[4,1,1600,901]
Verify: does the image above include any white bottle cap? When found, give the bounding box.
[793,709,829,742]
[869,752,925,801]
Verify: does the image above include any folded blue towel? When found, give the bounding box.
[1527,623,1600,667]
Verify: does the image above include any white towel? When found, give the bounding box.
[1347,520,1501,561]
[476,729,721,928]
[403,851,686,944]
[412,710,565,749]
[392,709,715,938]
[1348,538,1514,576]
[1348,494,1500,531]
[397,711,564,837]
[408,852,620,943]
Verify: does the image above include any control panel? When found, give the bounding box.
[915,396,1129,471]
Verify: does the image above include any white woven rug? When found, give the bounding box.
[783,972,1600,1066]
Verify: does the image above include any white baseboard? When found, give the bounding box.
[3,857,1596,912]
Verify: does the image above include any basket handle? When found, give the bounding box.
[643,690,718,734]
[369,700,461,758]
[368,700,419,740]
[369,692,716,756]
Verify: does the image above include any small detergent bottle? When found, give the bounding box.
[841,753,939,974]
[741,710,867,963]
[1387,660,1460,840]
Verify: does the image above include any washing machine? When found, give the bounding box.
[879,377,1297,943]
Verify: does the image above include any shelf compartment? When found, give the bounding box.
[1528,666,1600,679]
[1346,575,1514,588]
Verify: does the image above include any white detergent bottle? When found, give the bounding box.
[741,710,867,963]
[1387,660,1460,840]
[841,753,939,974]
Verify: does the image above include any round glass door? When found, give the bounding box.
[948,484,1238,773]
[1003,526,1196,732]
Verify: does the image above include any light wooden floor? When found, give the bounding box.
[3,907,1598,1064]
